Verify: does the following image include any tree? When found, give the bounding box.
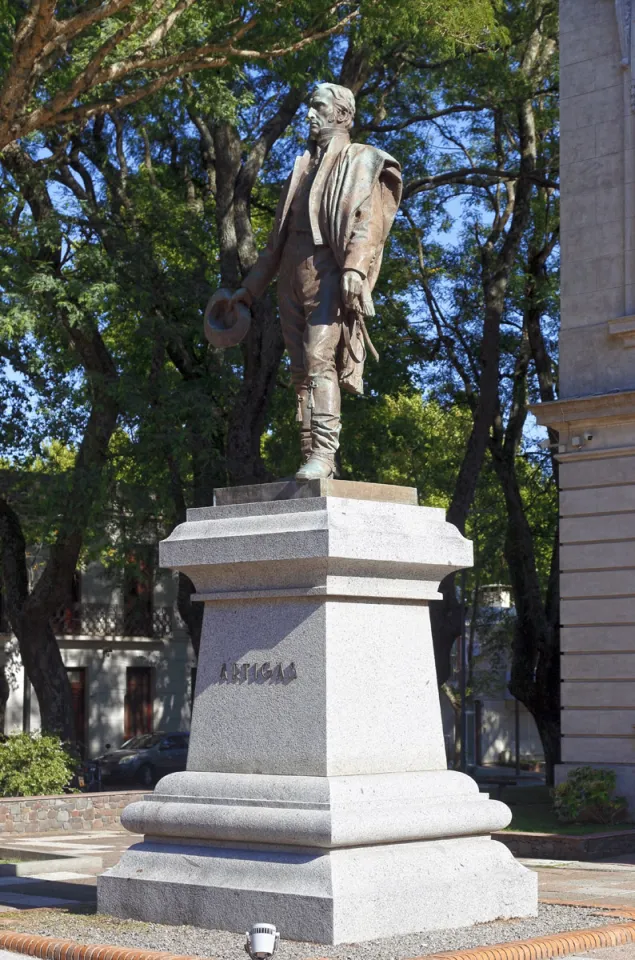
[404,0,557,687]
[396,0,560,775]
[1,0,503,677]
[1,0,556,750]
[0,0,362,153]
[0,141,119,740]
[489,178,560,777]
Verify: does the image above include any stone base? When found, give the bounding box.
[99,486,537,942]
[98,771,537,943]
[98,835,535,944]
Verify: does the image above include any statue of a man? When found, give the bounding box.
[232,83,402,480]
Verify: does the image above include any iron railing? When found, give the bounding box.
[51,602,173,639]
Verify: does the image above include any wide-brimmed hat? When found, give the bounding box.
[204,288,252,348]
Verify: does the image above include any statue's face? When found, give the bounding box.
[307,88,337,139]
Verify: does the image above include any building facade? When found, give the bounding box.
[535,0,635,806]
[1,559,194,760]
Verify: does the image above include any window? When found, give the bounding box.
[160,735,185,750]
[123,548,154,636]
[124,667,153,740]
[121,733,162,749]
[67,667,87,758]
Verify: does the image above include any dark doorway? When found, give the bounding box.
[67,667,87,757]
[124,666,153,740]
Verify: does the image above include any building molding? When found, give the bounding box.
[609,314,635,346]
[531,389,635,429]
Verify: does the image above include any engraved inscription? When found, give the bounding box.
[219,661,297,684]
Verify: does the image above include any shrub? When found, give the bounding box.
[553,766,628,825]
[0,733,76,797]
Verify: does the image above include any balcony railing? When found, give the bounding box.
[51,602,173,639]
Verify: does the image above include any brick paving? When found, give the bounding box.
[530,860,635,910]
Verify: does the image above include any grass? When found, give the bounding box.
[504,804,635,835]
[484,786,635,835]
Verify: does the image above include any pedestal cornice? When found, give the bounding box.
[160,494,472,603]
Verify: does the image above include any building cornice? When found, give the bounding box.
[531,390,635,428]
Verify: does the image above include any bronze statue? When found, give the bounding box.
[205,83,402,480]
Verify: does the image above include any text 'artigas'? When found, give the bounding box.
[219,662,297,684]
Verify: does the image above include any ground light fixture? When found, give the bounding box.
[245,924,280,958]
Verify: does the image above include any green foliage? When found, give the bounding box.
[360,0,504,55]
[0,734,76,797]
[0,0,18,72]
[0,0,560,754]
[552,767,628,825]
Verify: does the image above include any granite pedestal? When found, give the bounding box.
[98,481,537,943]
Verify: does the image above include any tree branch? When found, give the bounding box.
[404,166,558,199]
[361,102,486,133]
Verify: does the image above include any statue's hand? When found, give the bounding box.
[231,287,253,308]
[341,270,364,310]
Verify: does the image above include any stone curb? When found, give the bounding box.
[0,921,635,960]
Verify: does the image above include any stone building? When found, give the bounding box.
[534,0,635,806]
[0,559,194,760]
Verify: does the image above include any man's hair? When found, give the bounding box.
[315,83,356,129]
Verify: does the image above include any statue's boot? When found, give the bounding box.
[295,376,341,481]
[296,386,312,465]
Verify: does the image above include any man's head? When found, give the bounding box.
[307,83,355,139]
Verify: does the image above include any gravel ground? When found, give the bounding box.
[0,904,630,960]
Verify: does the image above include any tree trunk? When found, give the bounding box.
[227,295,286,485]
[212,119,288,485]
[0,667,10,735]
[441,682,461,769]
[430,85,539,686]
[16,616,75,742]
[490,447,560,784]
[0,498,75,741]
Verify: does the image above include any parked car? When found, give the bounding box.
[73,758,104,792]
[96,732,190,787]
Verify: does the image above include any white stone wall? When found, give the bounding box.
[560,450,635,770]
[560,0,633,398]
